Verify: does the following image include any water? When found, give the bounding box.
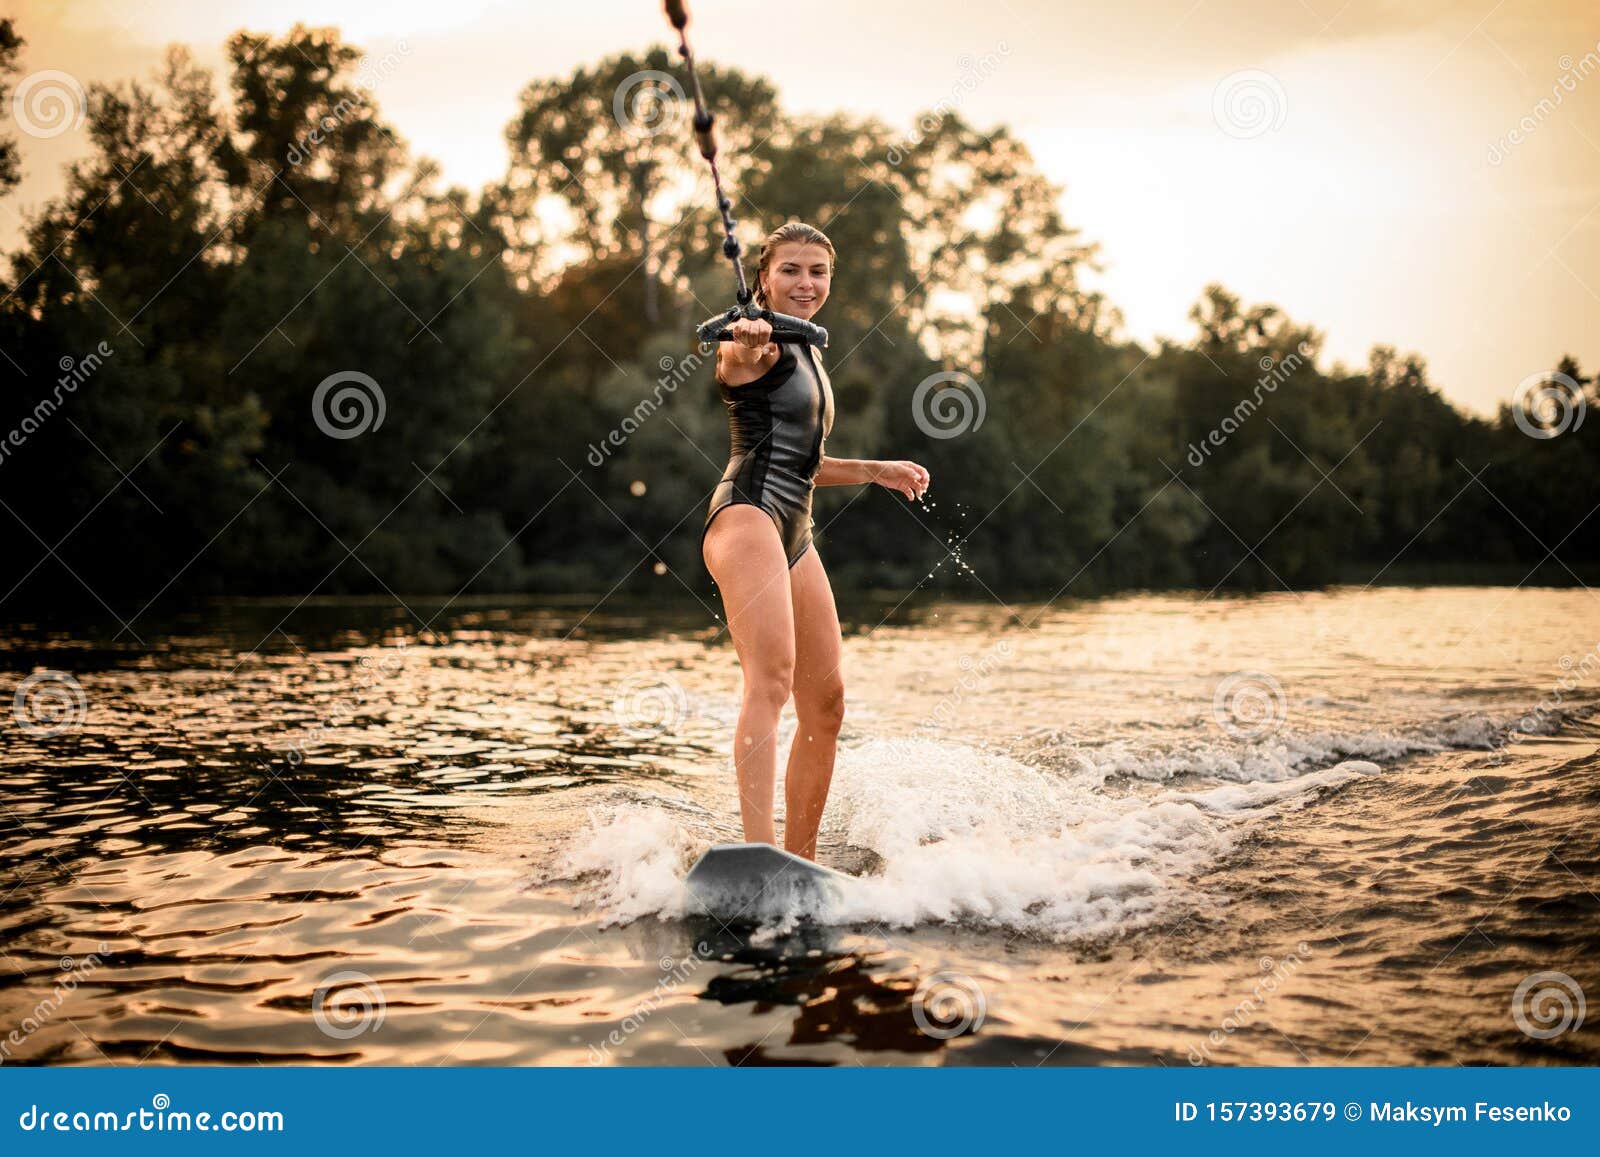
[1,587,1596,1066]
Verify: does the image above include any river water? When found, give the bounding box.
[1,586,1596,1065]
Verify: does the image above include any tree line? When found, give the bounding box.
[0,21,1594,617]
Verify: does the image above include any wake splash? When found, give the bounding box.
[556,736,1381,942]
[1024,710,1559,786]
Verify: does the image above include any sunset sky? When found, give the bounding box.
[4,0,1597,415]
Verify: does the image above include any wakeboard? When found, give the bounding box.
[684,842,852,922]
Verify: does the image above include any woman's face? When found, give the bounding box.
[761,242,831,319]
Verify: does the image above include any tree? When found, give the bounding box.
[0,19,22,196]
[496,47,780,307]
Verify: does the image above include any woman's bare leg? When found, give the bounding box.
[783,545,845,861]
[702,504,795,845]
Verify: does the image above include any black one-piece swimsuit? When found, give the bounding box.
[702,342,836,568]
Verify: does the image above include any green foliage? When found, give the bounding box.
[0,28,1593,618]
[0,19,22,195]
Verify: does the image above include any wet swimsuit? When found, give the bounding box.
[703,341,836,568]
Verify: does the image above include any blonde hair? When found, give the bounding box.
[754,221,836,308]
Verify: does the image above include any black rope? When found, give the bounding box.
[663,0,750,306]
[661,1,827,346]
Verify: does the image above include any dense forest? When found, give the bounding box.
[0,21,1594,616]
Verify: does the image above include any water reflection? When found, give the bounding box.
[688,924,963,1061]
[2,589,1597,1066]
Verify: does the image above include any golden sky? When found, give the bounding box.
[4,0,1597,414]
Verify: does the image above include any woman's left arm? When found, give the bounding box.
[814,457,879,486]
[816,456,930,500]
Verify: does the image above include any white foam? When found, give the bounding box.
[556,807,697,925]
[1159,760,1380,814]
[816,742,1384,939]
[554,738,1386,942]
[1045,713,1523,787]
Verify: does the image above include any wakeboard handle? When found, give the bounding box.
[696,304,829,347]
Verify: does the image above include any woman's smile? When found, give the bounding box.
[763,241,831,319]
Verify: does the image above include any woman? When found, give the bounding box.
[701,221,931,862]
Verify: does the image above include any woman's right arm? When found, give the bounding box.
[716,317,779,385]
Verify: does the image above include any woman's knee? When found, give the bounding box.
[795,676,846,732]
[743,658,795,712]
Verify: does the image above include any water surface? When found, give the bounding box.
[1,587,1597,1065]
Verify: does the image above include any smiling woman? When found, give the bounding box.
[703,222,841,572]
[698,220,930,861]
[663,0,931,861]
